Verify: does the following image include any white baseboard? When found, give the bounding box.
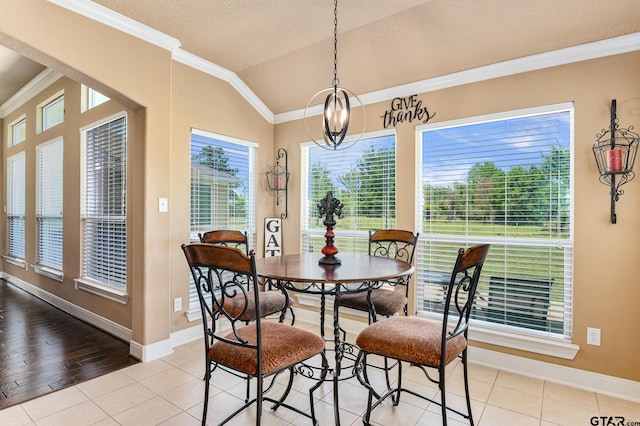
[130,338,173,362]
[170,324,203,348]
[294,308,640,404]
[470,347,640,404]
[2,272,132,342]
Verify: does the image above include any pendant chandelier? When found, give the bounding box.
[304,0,365,150]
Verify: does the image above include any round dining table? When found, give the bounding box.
[255,252,414,425]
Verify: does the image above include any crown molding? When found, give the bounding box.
[47,0,274,123]
[0,68,64,118]
[48,0,180,52]
[42,1,640,127]
[172,49,274,123]
[275,32,640,124]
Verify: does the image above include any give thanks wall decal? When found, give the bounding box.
[381,95,436,128]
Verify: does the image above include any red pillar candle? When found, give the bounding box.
[607,149,623,172]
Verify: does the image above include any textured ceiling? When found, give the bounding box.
[0,45,46,110]
[1,0,639,114]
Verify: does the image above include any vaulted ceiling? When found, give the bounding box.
[1,0,639,115]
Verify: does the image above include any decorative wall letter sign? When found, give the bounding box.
[380,94,436,128]
[264,217,282,257]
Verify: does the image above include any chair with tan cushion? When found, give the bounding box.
[199,229,293,324]
[182,243,328,426]
[337,229,419,324]
[354,243,490,426]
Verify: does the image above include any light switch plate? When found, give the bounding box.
[159,197,168,212]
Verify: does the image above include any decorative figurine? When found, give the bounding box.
[317,191,343,264]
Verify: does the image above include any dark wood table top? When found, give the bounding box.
[255,253,413,284]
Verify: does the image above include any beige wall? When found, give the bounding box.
[1,0,639,383]
[169,61,275,332]
[0,1,276,350]
[275,52,640,381]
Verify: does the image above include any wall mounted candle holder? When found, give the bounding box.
[265,148,289,219]
[592,99,639,224]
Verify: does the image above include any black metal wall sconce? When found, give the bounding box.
[265,148,289,219]
[592,99,639,224]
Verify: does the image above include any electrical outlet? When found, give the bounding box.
[173,297,182,312]
[587,327,601,346]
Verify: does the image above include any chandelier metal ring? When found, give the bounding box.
[304,86,366,151]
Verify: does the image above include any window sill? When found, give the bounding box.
[3,255,26,268]
[301,293,579,359]
[33,264,64,282]
[74,278,128,304]
[468,321,580,360]
[186,308,201,322]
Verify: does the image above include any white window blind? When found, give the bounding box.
[43,95,64,131]
[302,132,396,254]
[417,104,573,338]
[81,115,127,291]
[7,153,26,259]
[36,138,64,272]
[189,129,257,310]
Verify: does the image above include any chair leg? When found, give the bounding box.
[309,351,329,425]
[270,368,295,411]
[256,375,263,426]
[289,306,296,325]
[391,360,402,406]
[440,364,448,426]
[462,349,474,425]
[244,376,251,403]
[383,357,393,394]
[202,360,211,426]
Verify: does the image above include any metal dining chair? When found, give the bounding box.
[354,243,490,425]
[198,229,293,324]
[182,243,328,426]
[337,229,419,324]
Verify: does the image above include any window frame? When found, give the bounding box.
[75,112,128,303]
[301,130,398,255]
[415,102,578,359]
[34,137,64,281]
[38,93,65,133]
[187,128,258,316]
[5,152,26,267]
[8,116,26,147]
[298,131,397,311]
[81,85,110,112]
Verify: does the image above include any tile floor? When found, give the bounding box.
[1,322,639,426]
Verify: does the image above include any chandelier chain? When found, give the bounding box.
[332,0,339,88]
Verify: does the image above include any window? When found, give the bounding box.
[6,152,26,262]
[35,138,64,279]
[88,88,109,109]
[82,86,110,111]
[189,129,257,311]
[79,115,127,296]
[301,132,396,254]
[42,95,64,131]
[9,117,26,146]
[417,103,573,342]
